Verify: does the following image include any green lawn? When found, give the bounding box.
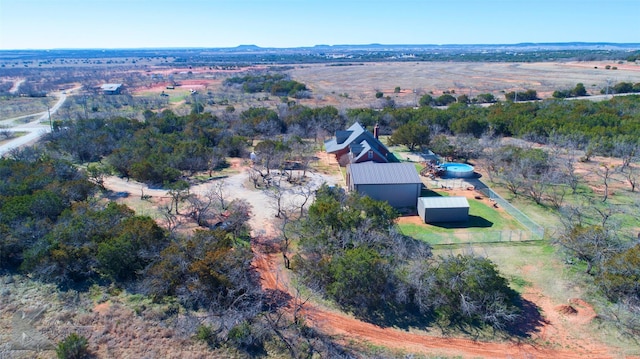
[397,193,528,246]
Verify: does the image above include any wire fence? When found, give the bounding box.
[423,177,547,241]
[476,186,546,238]
[399,229,540,247]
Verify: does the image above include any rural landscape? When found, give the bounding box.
[1,44,640,358]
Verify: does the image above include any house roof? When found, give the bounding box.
[100,84,122,91]
[348,162,421,185]
[324,122,388,156]
[418,196,470,209]
[350,139,387,163]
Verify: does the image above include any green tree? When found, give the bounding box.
[388,121,431,151]
[597,244,640,302]
[418,94,434,107]
[435,94,456,106]
[573,83,587,97]
[327,247,389,314]
[56,333,90,359]
[424,254,520,329]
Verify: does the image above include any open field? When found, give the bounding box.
[288,61,640,108]
[119,61,640,111]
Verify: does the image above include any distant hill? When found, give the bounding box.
[1,42,639,65]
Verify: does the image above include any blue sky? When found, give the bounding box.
[0,0,638,49]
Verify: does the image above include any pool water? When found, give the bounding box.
[441,163,475,178]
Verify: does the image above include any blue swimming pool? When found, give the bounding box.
[441,163,475,178]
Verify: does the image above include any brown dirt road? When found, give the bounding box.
[253,232,626,359]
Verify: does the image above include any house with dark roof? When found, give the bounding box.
[417,196,469,223]
[100,83,123,95]
[346,162,423,209]
[324,122,392,166]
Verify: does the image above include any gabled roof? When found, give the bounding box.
[324,122,387,155]
[350,139,386,163]
[348,162,421,185]
[418,196,470,209]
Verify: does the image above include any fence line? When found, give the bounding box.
[424,177,546,241]
[402,229,540,246]
[477,186,545,238]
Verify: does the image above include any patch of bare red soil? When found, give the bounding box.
[555,304,578,315]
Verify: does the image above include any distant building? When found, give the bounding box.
[100,83,122,95]
[346,162,422,209]
[325,122,392,166]
[417,196,469,223]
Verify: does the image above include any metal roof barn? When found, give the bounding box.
[347,162,422,209]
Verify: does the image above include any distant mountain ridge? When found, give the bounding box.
[1,42,638,64]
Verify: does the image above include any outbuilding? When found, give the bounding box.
[100,83,122,95]
[417,196,469,223]
[346,162,422,209]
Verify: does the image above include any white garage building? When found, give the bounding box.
[417,196,470,223]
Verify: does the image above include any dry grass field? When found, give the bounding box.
[287,61,640,108]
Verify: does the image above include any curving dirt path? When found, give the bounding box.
[102,157,636,359]
[253,234,622,359]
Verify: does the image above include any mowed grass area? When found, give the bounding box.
[397,192,528,246]
[135,89,189,104]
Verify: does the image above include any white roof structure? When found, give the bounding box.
[418,196,470,209]
[100,83,122,91]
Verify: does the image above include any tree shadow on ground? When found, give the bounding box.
[263,288,292,311]
[429,215,493,229]
[351,303,437,330]
[103,189,130,200]
[507,297,549,338]
[345,295,546,339]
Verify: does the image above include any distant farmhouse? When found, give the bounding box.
[346,162,423,209]
[100,83,123,95]
[324,122,393,166]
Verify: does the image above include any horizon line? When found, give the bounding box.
[2,41,640,52]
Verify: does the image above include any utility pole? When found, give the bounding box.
[82,93,88,119]
[47,105,52,131]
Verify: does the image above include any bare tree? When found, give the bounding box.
[293,183,315,217]
[166,180,190,214]
[186,189,219,227]
[161,205,184,234]
[248,166,264,189]
[210,179,228,210]
[596,163,616,202]
[613,139,639,169]
[554,223,617,275]
[620,164,639,192]
[265,176,288,219]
